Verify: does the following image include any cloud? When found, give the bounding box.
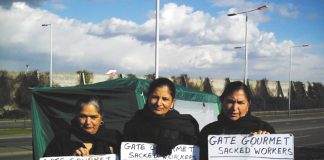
[0,2,154,73]
[0,2,323,82]
[211,0,267,11]
[275,3,299,19]
[89,3,267,45]
[212,0,251,8]
[306,12,321,20]
[250,48,324,82]
[0,0,49,8]
[52,3,65,10]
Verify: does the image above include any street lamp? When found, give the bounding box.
[25,64,29,73]
[155,0,160,79]
[288,44,309,117]
[41,24,53,87]
[234,46,245,49]
[228,5,269,84]
[234,46,245,81]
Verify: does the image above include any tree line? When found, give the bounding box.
[1,70,324,119]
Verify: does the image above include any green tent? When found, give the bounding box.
[31,78,221,160]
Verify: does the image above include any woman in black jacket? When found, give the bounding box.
[43,96,121,157]
[123,77,199,156]
[199,81,275,160]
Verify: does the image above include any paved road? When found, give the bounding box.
[270,117,324,147]
[0,154,32,160]
[1,117,323,160]
[0,136,32,160]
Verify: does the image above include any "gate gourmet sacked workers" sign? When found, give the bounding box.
[121,142,199,160]
[208,134,294,160]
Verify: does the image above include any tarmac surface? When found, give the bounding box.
[269,117,324,160]
[0,135,32,160]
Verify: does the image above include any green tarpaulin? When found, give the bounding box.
[32,78,220,160]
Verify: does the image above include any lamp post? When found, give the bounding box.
[234,46,245,81]
[42,24,53,87]
[155,0,160,79]
[228,5,268,84]
[288,44,309,117]
[25,64,29,73]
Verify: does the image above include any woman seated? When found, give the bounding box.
[43,96,121,157]
[199,81,275,160]
[123,77,199,156]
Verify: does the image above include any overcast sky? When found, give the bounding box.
[0,0,323,82]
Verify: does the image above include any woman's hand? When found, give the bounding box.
[250,130,270,135]
[74,147,89,156]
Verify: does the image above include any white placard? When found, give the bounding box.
[40,154,118,160]
[208,134,294,160]
[120,142,199,160]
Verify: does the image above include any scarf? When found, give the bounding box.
[141,106,199,137]
[135,106,199,156]
[70,118,121,154]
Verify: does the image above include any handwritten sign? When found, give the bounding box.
[208,134,294,160]
[40,154,118,160]
[121,142,199,160]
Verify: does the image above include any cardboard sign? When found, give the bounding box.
[208,134,294,160]
[121,142,199,160]
[40,154,118,160]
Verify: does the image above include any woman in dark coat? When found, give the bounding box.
[43,96,121,157]
[199,81,275,160]
[123,77,199,156]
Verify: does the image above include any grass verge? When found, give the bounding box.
[0,128,32,137]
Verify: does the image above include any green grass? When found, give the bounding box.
[0,128,32,136]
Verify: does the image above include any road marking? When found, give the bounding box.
[277,126,324,133]
[269,117,324,123]
[295,135,311,139]
[0,129,11,130]
[0,128,32,130]
[296,141,324,147]
[0,150,32,157]
[0,135,32,140]
[0,120,31,123]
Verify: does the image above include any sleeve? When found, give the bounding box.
[262,121,276,133]
[122,121,136,142]
[156,115,200,157]
[182,117,200,145]
[192,117,200,143]
[43,132,78,157]
[198,126,209,160]
[43,136,64,157]
[112,130,122,154]
[156,129,180,156]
